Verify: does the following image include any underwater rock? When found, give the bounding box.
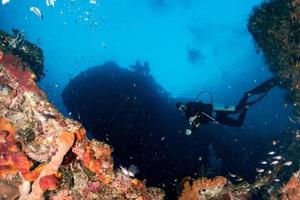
[62,61,194,198]
[248,0,300,120]
[0,50,164,199]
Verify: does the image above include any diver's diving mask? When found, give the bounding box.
[178,104,187,112]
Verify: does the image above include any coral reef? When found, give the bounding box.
[178,175,275,200]
[0,29,44,80]
[248,0,300,120]
[179,176,229,200]
[0,47,164,198]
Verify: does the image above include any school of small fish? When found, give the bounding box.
[255,147,294,186]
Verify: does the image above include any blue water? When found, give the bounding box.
[0,0,296,198]
[1,0,273,107]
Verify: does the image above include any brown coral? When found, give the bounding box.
[72,139,114,184]
[0,181,20,200]
[281,171,300,200]
[179,176,228,200]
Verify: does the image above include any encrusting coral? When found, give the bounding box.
[0,48,164,199]
[281,170,300,200]
[248,0,300,120]
[179,176,228,200]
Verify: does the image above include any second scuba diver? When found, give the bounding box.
[177,76,278,135]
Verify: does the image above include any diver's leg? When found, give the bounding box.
[236,95,249,111]
[217,109,247,127]
[245,76,277,96]
[244,92,268,107]
[236,77,277,110]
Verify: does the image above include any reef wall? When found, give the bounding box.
[248,0,300,120]
[0,33,164,199]
[0,30,44,81]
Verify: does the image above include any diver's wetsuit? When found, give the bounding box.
[183,101,247,131]
[178,76,278,133]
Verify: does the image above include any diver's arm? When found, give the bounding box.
[185,115,201,135]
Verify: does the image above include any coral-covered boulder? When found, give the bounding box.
[248,0,300,120]
[0,33,164,199]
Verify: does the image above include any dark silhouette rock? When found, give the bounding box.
[62,61,198,198]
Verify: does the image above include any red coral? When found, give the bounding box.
[0,53,45,98]
[0,117,44,181]
[39,174,60,192]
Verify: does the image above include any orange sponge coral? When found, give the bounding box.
[179,176,228,200]
[72,139,113,184]
[0,117,44,181]
[281,171,300,200]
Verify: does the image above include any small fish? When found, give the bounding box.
[283,161,293,166]
[236,177,243,182]
[185,129,192,136]
[128,164,139,177]
[267,170,272,175]
[1,0,9,5]
[30,7,43,19]
[68,112,72,116]
[274,179,280,182]
[120,165,139,178]
[256,168,265,173]
[46,0,56,7]
[228,172,236,178]
[273,156,282,160]
[120,166,130,176]
[90,0,96,4]
[268,151,275,155]
[289,116,297,123]
[260,161,268,165]
[271,160,279,165]
[161,136,165,141]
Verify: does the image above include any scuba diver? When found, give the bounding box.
[177,76,278,135]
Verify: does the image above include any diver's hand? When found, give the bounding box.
[185,129,192,136]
